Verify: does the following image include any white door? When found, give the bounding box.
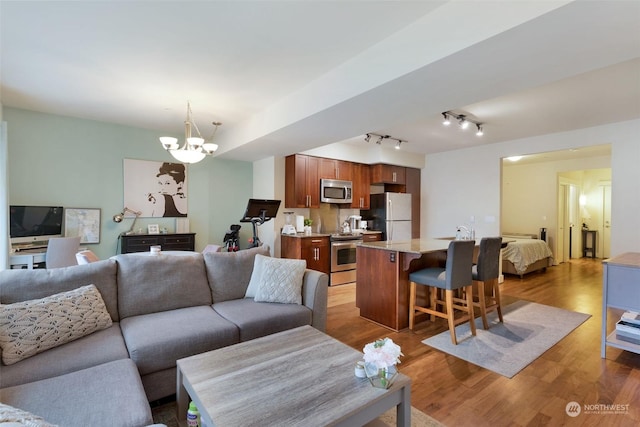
[557,184,567,263]
[602,185,611,258]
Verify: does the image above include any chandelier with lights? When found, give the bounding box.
[159,102,222,164]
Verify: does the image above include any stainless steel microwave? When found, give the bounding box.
[320,179,353,204]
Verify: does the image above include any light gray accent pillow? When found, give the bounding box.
[254,255,306,304]
[245,253,267,298]
[0,284,112,365]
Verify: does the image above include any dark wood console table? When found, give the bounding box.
[582,230,597,258]
[120,233,195,254]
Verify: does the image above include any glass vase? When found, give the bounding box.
[364,363,398,389]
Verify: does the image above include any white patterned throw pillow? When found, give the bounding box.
[0,403,57,426]
[253,255,306,304]
[0,284,112,365]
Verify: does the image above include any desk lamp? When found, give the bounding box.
[113,207,142,236]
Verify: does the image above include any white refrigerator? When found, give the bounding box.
[368,193,412,241]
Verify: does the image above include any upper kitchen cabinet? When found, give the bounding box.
[351,163,371,209]
[371,164,406,185]
[319,158,353,181]
[285,154,320,208]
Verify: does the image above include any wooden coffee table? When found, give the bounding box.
[176,326,411,426]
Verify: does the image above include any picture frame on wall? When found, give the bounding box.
[64,208,101,244]
[147,224,160,235]
[123,159,188,218]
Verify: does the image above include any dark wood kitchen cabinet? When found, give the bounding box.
[351,163,371,209]
[120,233,195,253]
[371,164,406,185]
[319,158,352,181]
[285,154,320,208]
[281,235,330,274]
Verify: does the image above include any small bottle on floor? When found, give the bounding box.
[187,401,201,427]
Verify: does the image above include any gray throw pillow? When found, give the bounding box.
[254,255,306,304]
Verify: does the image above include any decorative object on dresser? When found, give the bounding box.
[112,207,141,236]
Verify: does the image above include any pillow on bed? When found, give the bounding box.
[0,284,112,365]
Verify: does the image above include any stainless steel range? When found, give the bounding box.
[330,233,363,286]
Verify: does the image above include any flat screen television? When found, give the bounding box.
[10,205,64,245]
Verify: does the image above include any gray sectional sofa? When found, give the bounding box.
[0,246,328,427]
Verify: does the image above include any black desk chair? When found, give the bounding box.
[472,237,504,329]
[408,239,476,345]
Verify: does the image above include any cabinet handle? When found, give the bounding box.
[392,172,396,182]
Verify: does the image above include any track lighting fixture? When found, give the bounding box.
[364,132,407,150]
[441,111,484,137]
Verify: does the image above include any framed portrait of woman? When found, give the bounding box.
[123,159,188,218]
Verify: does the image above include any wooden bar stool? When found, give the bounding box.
[472,237,504,329]
[408,240,476,345]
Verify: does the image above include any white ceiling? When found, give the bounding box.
[1,1,639,163]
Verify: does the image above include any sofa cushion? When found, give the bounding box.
[0,359,153,427]
[253,255,306,304]
[0,403,56,426]
[0,323,129,389]
[213,299,312,341]
[204,245,270,302]
[120,306,239,375]
[0,285,112,365]
[115,253,212,318]
[0,260,119,321]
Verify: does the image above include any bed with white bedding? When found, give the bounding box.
[501,233,554,278]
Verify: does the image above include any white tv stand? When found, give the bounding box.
[10,248,47,269]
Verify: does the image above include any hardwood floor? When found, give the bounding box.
[326,258,640,426]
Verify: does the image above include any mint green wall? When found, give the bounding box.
[5,107,253,259]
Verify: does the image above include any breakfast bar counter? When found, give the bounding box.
[356,239,452,331]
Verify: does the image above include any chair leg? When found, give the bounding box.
[492,278,504,323]
[466,285,477,337]
[429,287,437,322]
[445,290,458,345]
[409,281,416,330]
[477,280,489,329]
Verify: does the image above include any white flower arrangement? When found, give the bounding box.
[362,337,403,370]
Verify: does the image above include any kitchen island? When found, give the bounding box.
[356,239,454,331]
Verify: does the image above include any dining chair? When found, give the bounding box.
[76,249,100,265]
[472,237,504,329]
[45,236,81,268]
[408,239,476,345]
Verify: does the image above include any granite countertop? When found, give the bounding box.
[281,231,382,239]
[358,238,453,254]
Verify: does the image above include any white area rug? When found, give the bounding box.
[422,300,591,378]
